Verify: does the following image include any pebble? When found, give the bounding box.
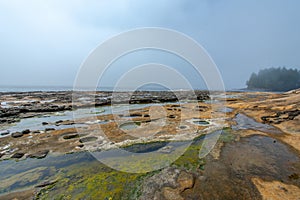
[45,128,55,132]
[27,150,49,159]
[11,152,24,159]
[0,130,10,136]
[11,132,23,138]
[22,129,30,134]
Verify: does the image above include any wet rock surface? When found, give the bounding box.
[35,180,58,188]
[11,132,23,138]
[0,130,9,136]
[261,109,300,124]
[0,90,300,199]
[27,150,49,159]
[140,169,196,200]
[11,152,24,159]
[140,135,300,200]
[0,90,209,125]
[181,135,300,200]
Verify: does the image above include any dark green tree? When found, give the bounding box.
[246,67,300,91]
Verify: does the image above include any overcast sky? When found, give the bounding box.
[0,0,299,90]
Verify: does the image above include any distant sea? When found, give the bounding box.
[1,86,281,93]
[0,86,75,92]
[0,85,192,92]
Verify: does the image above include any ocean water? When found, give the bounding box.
[0,85,195,92]
[0,86,75,92]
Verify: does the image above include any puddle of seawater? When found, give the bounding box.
[193,120,210,125]
[0,138,191,194]
[232,113,282,134]
[218,107,234,113]
[187,135,300,199]
[0,124,214,193]
[188,118,211,126]
[0,113,88,135]
[119,122,139,130]
[0,103,168,137]
[0,152,96,194]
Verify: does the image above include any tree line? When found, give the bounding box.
[246,67,300,91]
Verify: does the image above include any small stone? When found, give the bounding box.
[63,133,79,140]
[11,152,24,159]
[42,122,49,125]
[45,128,55,132]
[33,130,40,133]
[0,130,10,136]
[177,171,194,192]
[22,129,30,134]
[27,150,49,159]
[11,132,23,138]
[79,136,98,143]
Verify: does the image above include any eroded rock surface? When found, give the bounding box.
[140,168,195,200]
[0,90,300,199]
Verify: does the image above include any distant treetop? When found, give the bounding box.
[246,67,300,92]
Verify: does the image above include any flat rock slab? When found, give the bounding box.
[27,150,49,159]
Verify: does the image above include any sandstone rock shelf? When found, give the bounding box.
[0,90,299,199]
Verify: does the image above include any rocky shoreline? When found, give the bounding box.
[0,90,209,125]
[0,89,299,199]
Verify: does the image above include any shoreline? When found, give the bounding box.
[0,89,299,199]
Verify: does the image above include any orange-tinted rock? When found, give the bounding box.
[177,171,194,192]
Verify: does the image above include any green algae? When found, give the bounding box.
[172,140,204,170]
[220,127,236,143]
[35,130,237,199]
[173,128,236,171]
[52,130,235,198]
[0,166,56,194]
[36,161,148,200]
